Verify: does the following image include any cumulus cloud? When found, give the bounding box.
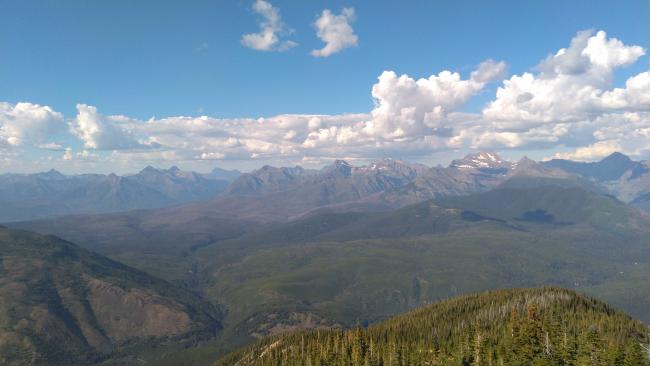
[296,60,505,154]
[241,0,297,52]
[311,7,358,57]
[69,104,155,150]
[364,60,506,139]
[470,30,649,160]
[0,102,64,147]
[483,31,645,127]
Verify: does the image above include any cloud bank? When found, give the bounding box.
[2,30,649,171]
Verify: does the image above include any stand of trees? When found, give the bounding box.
[215,288,648,366]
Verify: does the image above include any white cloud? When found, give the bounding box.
[483,30,645,126]
[0,102,64,148]
[69,104,155,150]
[470,30,649,160]
[4,29,650,170]
[601,71,650,110]
[241,0,297,52]
[552,140,623,161]
[0,60,504,169]
[364,60,506,140]
[311,7,358,57]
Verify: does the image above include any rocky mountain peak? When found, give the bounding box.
[450,152,512,171]
[323,160,352,177]
[601,152,632,164]
[363,158,426,179]
[36,169,66,180]
[139,165,161,175]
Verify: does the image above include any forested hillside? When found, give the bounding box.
[216,288,649,366]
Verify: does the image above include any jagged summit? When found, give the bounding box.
[514,155,536,168]
[450,152,512,171]
[322,159,353,177]
[35,168,66,180]
[138,165,161,175]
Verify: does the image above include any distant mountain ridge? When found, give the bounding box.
[217,151,650,220]
[6,151,650,223]
[0,166,239,222]
[192,153,599,223]
[544,152,650,210]
[544,152,646,181]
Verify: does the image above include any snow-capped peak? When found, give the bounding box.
[449,152,512,171]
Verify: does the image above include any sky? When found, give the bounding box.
[1,0,649,174]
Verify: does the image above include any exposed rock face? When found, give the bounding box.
[85,277,193,342]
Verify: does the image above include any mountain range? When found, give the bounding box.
[3,151,650,365]
[4,151,650,224]
[0,166,239,222]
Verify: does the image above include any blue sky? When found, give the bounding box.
[0,0,649,173]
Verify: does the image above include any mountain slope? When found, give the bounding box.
[218,183,646,251]
[0,226,221,366]
[544,152,646,182]
[216,287,649,366]
[543,153,650,211]
[439,185,643,229]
